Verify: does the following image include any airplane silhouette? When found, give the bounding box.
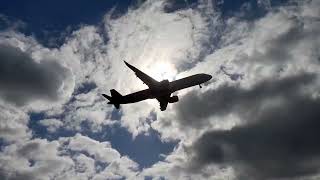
[102,61,212,111]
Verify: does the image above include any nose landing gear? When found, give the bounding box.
[199,84,202,88]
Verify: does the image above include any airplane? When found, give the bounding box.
[102,61,212,111]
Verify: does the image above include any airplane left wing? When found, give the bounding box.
[124,61,158,87]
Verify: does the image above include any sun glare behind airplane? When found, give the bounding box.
[147,61,177,82]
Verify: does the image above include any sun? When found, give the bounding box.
[147,61,178,82]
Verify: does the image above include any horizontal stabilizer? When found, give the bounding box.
[102,94,111,101]
[102,90,122,109]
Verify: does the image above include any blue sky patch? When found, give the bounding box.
[0,0,143,47]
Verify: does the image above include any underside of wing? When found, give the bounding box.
[124,89,153,103]
[124,61,158,88]
[169,75,198,92]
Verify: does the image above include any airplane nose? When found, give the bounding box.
[205,74,212,81]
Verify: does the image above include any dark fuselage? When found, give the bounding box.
[102,60,212,111]
[118,73,211,104]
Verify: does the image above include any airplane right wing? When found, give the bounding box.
[124,61,158,88]
[169,76,195,92]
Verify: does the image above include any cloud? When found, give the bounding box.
[0,134,139,180]
[0,44,72,106]
[38,119,63,133]
[176,73,317,127]
[0,139,73,180]
[247,10,320,65]
[60,134,139,179]
[65,133,121,163]
[169,4,320,179]
[0,105,31,142]
[189,95,320,179]
[93,156,139,180]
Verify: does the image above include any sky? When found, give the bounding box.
[0,0,319,179]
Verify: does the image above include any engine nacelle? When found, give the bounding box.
[168,95,179,103]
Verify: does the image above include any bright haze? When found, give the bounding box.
[0,0,320,179]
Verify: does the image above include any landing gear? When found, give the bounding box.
[199,84,202,88]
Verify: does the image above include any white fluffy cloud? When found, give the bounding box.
[0,134,139,180]
[38,119,63,133]
[0,103,30,142]
[0,138,73,180]
[60,134,139,180]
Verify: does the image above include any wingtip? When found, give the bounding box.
[123,60,135,70]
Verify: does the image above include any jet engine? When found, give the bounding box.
[168,95,179,103]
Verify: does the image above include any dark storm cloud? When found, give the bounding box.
[190,96,320,179]
[179,73,320,179]
[0,44,71,106]
[176,73,316,127]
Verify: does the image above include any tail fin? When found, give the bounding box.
[102,89,122,109]
[110,89,122,99]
